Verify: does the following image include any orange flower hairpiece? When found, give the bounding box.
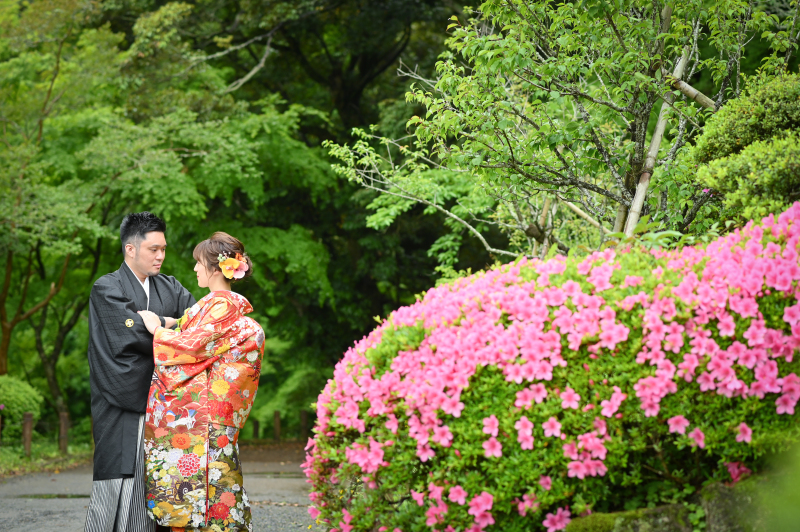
[217,252,249,280]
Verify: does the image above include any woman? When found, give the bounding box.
[138,232,264,532]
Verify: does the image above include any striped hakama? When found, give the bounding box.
[84,414,155,532]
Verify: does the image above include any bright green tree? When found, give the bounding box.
[328,0,800,265]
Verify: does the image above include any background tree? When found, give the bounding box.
[2,0,474,446]
[327,0,799,266]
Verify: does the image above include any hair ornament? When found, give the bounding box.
[217,252,250,280]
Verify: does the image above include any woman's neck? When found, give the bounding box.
[208,276,232,293]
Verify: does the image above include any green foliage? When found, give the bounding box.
[0,0,463,455]
[333,0,800,265]
[697,132,800,223]
[691,74,800,164]
[660,73,800,234]
[564,511,618,532]
[326,131,512,267]
[0,375,44,440]
[686,502,707,532]
[0,440,92,476]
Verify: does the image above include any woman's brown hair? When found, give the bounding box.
[192,232,253,282]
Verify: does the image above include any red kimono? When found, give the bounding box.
[144,290,264,531]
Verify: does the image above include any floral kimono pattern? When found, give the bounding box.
[144,291,264,532]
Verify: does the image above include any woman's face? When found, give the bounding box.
[194,261,213,288]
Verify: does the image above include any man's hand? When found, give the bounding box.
[137,310,161,334]
[164,316,177,329]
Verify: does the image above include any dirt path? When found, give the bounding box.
[0,441,324,532]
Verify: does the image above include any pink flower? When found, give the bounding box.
[725,461,752,484]
[482,415,499,437]
[622,275,644,288]
[515,416,534,435]
[432,425,454,447]
[542,417,562,437]
[784,304,800,325]
[515,383,549,408]
[515,387,536,409]
[473,511,495,528]
[232,257,249,279]
[385,414,398,433]
[482,437,503,458]
[539,475,552,491]
[600,386,627,417]
[560,387,581,409]
[428,482,444,501]
[416,444,435,462]
[593,417,607,436]
[567,460,587,479]
[776,394,797,415]
[441,396,465,417]
[448,485,468,505]
[425,501,448,526]
[411,490,425,506]
[667,415,690,435]
[562,442,579,460]
[688,428,705,448]
[518,433,534,450]
[542,507,572,532]
[530,383,548,403]
[516,493,538,515]
[467,491,494,517]
[736,422,752,443]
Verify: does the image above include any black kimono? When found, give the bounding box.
[85,262,196,532]
[88,262,196,480]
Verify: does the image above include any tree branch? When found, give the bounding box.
[662,69,716,111]
[625,41,690,237]
[678,191,712,232]
[564,201,612,234]
[223,35,274,94]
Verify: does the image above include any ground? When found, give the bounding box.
[0,440,325,532]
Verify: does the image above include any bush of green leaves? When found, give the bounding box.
[0,375,44,440]
[697,132,800,223]
[691,74,800,164]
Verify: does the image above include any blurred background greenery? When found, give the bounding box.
[1,0,798,466]
[0,0,478,452]
[758,443,800,532]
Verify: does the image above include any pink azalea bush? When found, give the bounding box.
[303,206,800,532]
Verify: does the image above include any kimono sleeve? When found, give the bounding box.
[153,297,233,366]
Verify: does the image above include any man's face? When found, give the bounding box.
[125,231,167,278]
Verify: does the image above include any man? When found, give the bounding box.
[85,212,196,532]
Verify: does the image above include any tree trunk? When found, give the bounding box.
[31,295,89,449]
[41,351,70,423]
[0,323,10,375]
[625,45,691,237]
[613,204,628,233]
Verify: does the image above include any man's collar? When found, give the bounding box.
[118,261,149,311]
[124,260,148,286]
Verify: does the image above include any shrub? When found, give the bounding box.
[303,205,800,532]
[691,74,800,164]
[697,132,800,224]
[0,375,44,440]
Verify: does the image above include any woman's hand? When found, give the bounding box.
[137,310,161,335]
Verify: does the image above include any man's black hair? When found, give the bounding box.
[120,212,166,253]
